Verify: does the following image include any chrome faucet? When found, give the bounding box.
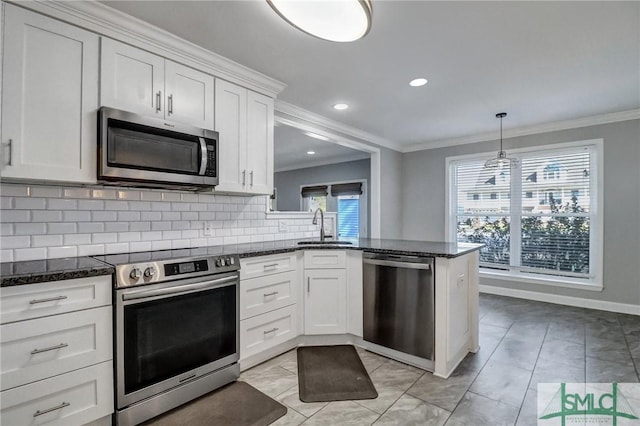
[312,208,325,241]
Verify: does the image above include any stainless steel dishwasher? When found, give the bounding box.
[363,252,435,360]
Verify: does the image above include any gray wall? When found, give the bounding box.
[401,119,640,305]
[380,147,404,239]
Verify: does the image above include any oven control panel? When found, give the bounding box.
[115,254,240,288]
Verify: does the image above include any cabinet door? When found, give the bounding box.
[1,4,99,183]
[165,60,214,129]
[246,91,274,195]
[304,269,347,335]
[100,38,164,117]
[214,79,247,192]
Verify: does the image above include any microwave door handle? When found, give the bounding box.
[199,138,207,175]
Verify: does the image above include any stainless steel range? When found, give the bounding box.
[96,249,240,426]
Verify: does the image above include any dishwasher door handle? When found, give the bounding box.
[363,258,431,270]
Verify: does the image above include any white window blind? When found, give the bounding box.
[451,143,599,283]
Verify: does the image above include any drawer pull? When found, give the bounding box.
[33,401,70,417]
[31,342,69,355]
[263,263,278,270]
[29,295,67,305]
[263,327,279,335]
[263,291,279,298]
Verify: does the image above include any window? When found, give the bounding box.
[448,141,601,287]
[337,195,360,238]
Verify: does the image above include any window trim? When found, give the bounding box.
[445,138,603,290]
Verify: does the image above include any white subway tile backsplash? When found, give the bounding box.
[206,237,223,246]
[171,239,190,249]
[129,241,152,252]
[128,201,151,211]
[117,190,141,200]
[48,198,77,210]
[0,249,13,262]
[14,197,46,210]
[151,221,171,231]
[162,192,181,202]
[181,230,198,239]
[2,235,30,249]
[118,211,141,221]
[199,212,216,220]
[48,246,78,258]
[32,210,63,222]
[181,193,198,202]
[198,194,215,203]
[151,202,171,211]
[1,223,14,236]
[63,210,91,222]
[63,188,91,199]
[105,243,130,254]
[32,235,63,247]
[216,212,231,221]
[222,236,237,245]
[30,186,62,198]
[78,200,105,210]
[118,232,141,242]
[151,240,171,251]
[105,200,129,211]
[77,244,105,256]
[171,202,190,212]
[237,236,251,244]
[15,223,47,235]
[140,191,162,201]
[78,222,105,233]
[171,221,190,230]
[91,211,117,221]
[63,234,92,245]
[1,185,29,197]
[162,230,181,240]
[47,223,77,234]
[129,222,151,232]
[14,247,47,261]
[162,211,181,221]
[181,212,198,221]
[105,222,129,232]
[92,189,117,199]
[1,197,13,210]
[141,211,162,221]
[92,233,118,244]
[140,231,162,241]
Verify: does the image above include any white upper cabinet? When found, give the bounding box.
[1,4,99,183]
[214,79,274,195]
[100,38,214,129]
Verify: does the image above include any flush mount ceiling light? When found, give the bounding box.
[484,112,519,170]
[307,151,316,155]
[333,103,349,110]
[304,131,329,141]
[267,0,373,42]
[409,78,428,87]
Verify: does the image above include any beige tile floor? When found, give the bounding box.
[238,294,640,425]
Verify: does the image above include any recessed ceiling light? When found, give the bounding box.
[267,0,372,43]
[409,78,428,87]
[333,103,349,110]
[307,151,316,155]
[304,131,329,141]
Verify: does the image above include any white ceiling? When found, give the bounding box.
[103,1,640,149]
[274,125,370,172]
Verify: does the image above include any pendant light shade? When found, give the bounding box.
[484,112,519,170]
[267,0,373,42]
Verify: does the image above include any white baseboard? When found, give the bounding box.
[479,285,640,315]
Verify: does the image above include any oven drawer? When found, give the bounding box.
[304,250,346,269]
[0,360,113,426]
[240,253,297,280]
[1,306,112,391]
[240,305,297,360]
[240,271,297,320]
[1,276,111,324]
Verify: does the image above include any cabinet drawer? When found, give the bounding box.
[240,305,297,360]
[241,271,296,320]
[304,250,346,269]
[1,360,113,426]
[240,253,296,279]
[0,276,111,324]
[1,306,112,391]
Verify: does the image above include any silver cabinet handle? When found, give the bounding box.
[168,94,173,115]
[29,295,67,304]
[263,327,278,334]
[263,291,278,297]
[263,263,278,270]
[250,170,254,186]
[6,139,12,166]
[34,402,70,417]
[307,277,310,293]
[242,170,246,186]
[31,342,68,355]
[156,91,162,112]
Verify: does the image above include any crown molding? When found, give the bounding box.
[402,109,640,153]
[275,100,403,152]
[12,0,287,97]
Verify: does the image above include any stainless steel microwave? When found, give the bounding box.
[98,107,218,189]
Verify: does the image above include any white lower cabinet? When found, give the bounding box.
[0,360,113,426]
[304,267,347,335]
[0,276,114,425]
[240,305,297,360]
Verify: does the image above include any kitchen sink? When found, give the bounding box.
[297,240,353,245]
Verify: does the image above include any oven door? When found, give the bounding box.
[115,272,239,409]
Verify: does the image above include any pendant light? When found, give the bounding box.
[484,112,519,170]
[267,0,373,42]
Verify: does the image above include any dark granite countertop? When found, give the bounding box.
[2,239,482,286]
[1,257,114,287]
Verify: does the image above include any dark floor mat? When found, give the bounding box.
[297,345,378,403]
[143,381,287,426]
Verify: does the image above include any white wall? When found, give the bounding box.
[0,183,321,262]
[401,119,640,306]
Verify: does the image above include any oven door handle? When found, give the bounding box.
[122,275,237,301]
